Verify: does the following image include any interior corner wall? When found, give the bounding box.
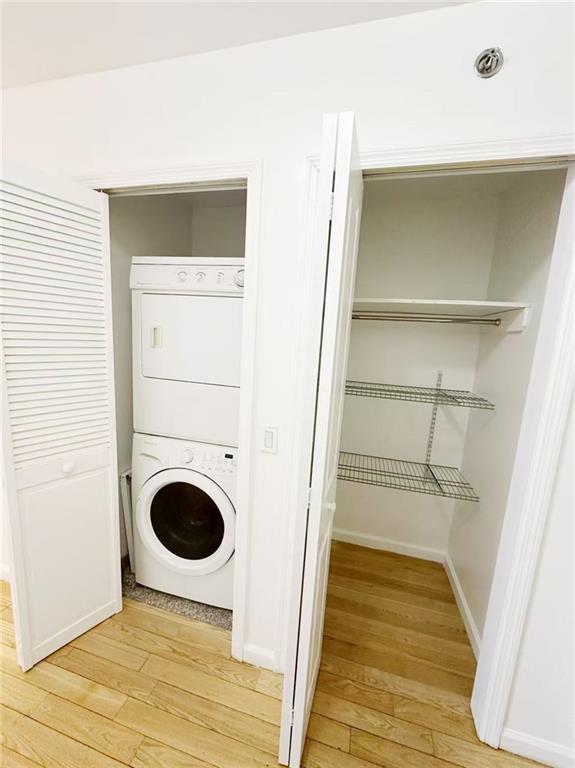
[3,0,573,667]
[335,177,499,560]
[448,170,567,640]
[501,395,574,767]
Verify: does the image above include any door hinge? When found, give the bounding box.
[290,708,295,726]
[307,487,312,506]
[329,192,335,220]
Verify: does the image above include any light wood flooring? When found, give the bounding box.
[0,543,543,767]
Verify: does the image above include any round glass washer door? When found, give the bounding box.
[136,468,235,575]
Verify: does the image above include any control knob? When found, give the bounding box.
[182,449,194,464]
[234,269,245,288]
[195,271,206,283]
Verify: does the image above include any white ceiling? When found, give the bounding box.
[2,1,468,89]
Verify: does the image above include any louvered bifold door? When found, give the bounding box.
[1,162,121,670]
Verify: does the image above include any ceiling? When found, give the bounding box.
[2,1,468,89]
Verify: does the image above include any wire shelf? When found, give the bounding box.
[345,380,494,410]
[338,452,479,502]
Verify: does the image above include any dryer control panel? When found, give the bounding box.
[130,257,245,295]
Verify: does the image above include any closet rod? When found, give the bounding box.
[352,311,501,326]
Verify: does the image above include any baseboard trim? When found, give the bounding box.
[242,643,276,671]
[444,553,481,659]
[332,528,445,563]
[0,563,9,582]
[501,728,575,768]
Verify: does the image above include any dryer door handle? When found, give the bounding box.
[150,326,162,348]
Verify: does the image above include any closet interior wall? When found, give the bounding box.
[108,190,247,554]
[336,168,566,640]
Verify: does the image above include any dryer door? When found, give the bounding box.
[140,293,243,386]
[136,468,235,575]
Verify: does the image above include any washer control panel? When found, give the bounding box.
[130,258,245,295]
[179,444,237,475]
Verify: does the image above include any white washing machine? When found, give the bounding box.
[132,432,236,609]
[130,257,244,446]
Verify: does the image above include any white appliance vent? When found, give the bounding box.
[1,181,112,468]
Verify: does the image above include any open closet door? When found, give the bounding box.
[279,113,363,767]
[1,162,121,671]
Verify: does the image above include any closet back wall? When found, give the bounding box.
[337,176,500,559]
[3,0,572,668]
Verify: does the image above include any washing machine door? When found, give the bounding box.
[136,468,235,575]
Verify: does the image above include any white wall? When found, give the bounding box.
[336,175,500,558]
[501,396,574,768]
[449,170,566,641]
[2,0,573,666]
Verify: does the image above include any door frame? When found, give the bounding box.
[76,159,263,663]
[282,132,574,752]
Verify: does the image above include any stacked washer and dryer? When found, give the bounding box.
[130,257,245,609]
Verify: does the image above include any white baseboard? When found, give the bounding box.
[501,728,575,768]
[0,563,9,582]
[444,553,481,659]
[332,528,445,563]
[241,643,276,671]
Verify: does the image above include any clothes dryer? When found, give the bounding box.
[131,257,244,445]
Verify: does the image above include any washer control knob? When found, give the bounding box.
[234,269,245,288]
[196,271,206,283]
[182,449,194,464]
[177,271,188,282]
[216,271,225,283]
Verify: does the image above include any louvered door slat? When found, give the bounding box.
[1,163,121,671]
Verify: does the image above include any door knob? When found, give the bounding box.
[62,462,75,475]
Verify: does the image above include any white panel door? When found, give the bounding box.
[279,113,363,767]
[141,293,243,386]
[1,161,121,670]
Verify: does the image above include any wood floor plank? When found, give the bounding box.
[96,614,259,693]
[0,644,126,718]
[147,680,279,755]
[1,745,43,768]
[328,583,465,631]
[49,648,156,702]
[392,697,479,745]
[1,703,24,740]
[4,714,127,768]
[320,653,472,718]
[330,548,453,590]
[329,561,456,603]
[303,739,380,768]
[0,673,49,716]
[312,689,434,754]
[323,619,476,678]
[323,637,473,697]
[330,542,447,576]
[432,731,543,768]
[308,713,351,752]
[351,728,454,767]
[316,671,394,716]
[328,572,460,617]
[327,595,469,645]
[96,618,231,671]
[325,607,475,661]
[256,669,283,700]
[130,737,213,768]
[141,654,281,725]
[119,601,231,656]
[30,694,144,763]
[70,631,150,671]
[115,697,277,768]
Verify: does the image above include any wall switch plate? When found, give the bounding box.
[261,425,278,454]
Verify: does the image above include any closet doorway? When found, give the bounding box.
[279,112,573,766]
[1,160,263,671]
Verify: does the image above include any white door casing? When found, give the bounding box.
[1,161,121,670]
[279,112,363,767]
